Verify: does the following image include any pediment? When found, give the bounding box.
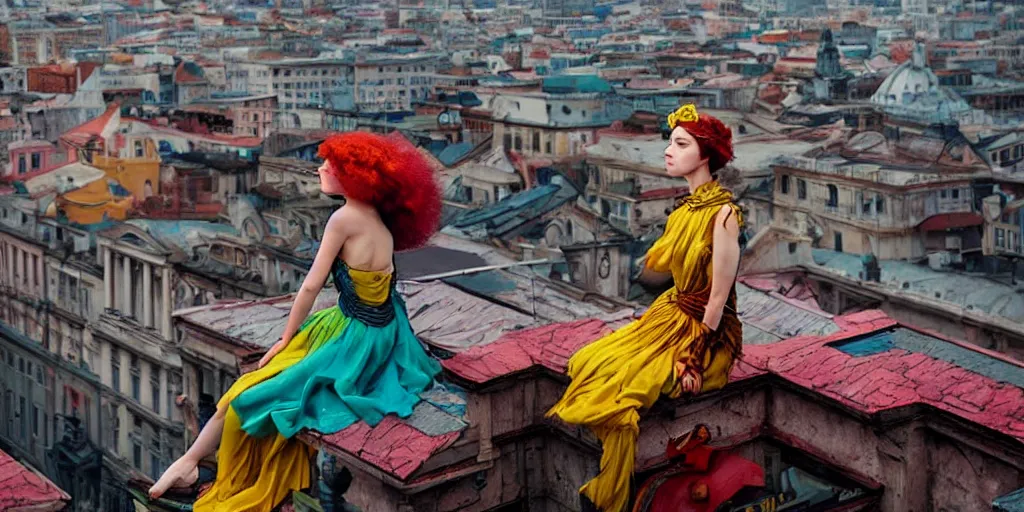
[99,223,171,255]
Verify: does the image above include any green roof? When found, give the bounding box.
[542,75,613,94]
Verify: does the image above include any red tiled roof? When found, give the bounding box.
[917,212,983,231]
[443,310,1024,443]
[174,62,206,84]
[62,102,119,143]
[0,448,70,510]
[308,417,461,481]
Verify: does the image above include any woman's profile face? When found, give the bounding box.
[318,160,344,195]
[663,126,707,178]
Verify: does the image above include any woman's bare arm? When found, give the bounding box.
[260,208,352,366]
[702,205,741,330]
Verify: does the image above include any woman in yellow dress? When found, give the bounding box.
[147,132,443,511]
[546,104,744,512]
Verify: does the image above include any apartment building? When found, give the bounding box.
[353,55,441,112]
[772,155,979,260]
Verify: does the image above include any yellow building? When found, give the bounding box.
[60,103,161,206]
[24,162,133,225]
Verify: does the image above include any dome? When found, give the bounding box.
[870,44,938,106]
[869,43,973,124]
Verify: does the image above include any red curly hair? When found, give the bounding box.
[317,131,441,251]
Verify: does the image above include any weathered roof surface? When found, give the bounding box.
[402,280,538,353]
[445,177,578,240]
[811,249,1024,325]
[61,102,120,146]
[128,219,240,254]
[736,279,839,345]
[444,309,1024,443]
[436,142,475,167]
[308,382,468,481]
[442,268,633,324]
[0,448,70,511]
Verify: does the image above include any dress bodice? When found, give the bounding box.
[644,180,743,294]
[330,259,397,327]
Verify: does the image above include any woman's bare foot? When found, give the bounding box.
[149,457,199,500]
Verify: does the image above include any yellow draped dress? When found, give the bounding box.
[193,262,440,512]
[546,180,744,512]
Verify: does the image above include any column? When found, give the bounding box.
[6,243,13,288]
[99,340,111,389]
[14,247,21,287]
[161,267,171,340]
[140,361,151,409]
[103,248,112,309]
[142,263,152,328]
[121,256,132,317]
[35,252,43,298]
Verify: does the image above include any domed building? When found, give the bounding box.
[869,43,986,129]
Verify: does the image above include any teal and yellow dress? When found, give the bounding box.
[194,260,442,512]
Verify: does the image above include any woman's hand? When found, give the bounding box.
[670,323,713,398]
[673,360,703,396]
[258,340,285,369]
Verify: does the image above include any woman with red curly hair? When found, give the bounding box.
[149,132,443,511]
[546,105,744,512]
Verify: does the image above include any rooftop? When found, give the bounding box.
[0,448,70,511]
[811,249,1024,327]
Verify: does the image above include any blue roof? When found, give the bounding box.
[436,142,475,166]
[542,75,613,94]
[128,220,239,252]
[994,487,1024,512]
[448,177,579,239]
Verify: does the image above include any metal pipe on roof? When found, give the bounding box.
[404,258,552,282]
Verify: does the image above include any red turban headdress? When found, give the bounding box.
[667,104,734,173]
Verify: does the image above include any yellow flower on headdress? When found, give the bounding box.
[667,104,699,129]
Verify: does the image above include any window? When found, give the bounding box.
[130,355,140,401]
[18,155,25,174]
[781,175,790,194]
[167,373,181,420]
[876,195,884,214]
[150,367,160,415]
[952,188,960,199]
[514,135,522,151]
[30,153,40,169]
[996,228,1005,248]
[150,452,161,480]
[827,185,839,207]
[797,179,807,200]
[133,440,142,469]
[503,133,512,149]
[111,347,120,393]
[32,405,38,437]
[533,132,541,151]
[19,396,26,439]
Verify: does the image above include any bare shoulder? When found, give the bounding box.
[326,205,361,234]
[715,204,740,235]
